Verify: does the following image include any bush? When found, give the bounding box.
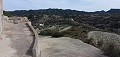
[51,32,64,38]
[101,42,120,57]
[63,26,91,41]
[39,29,54,36]
[87,31,120,57]
[39,29,64,37]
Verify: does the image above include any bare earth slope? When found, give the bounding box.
[2,21,34,57]
[38,36,107,57]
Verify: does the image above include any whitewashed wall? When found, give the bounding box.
[0,0,3,35]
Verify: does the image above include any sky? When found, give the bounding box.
[3,0,120,12]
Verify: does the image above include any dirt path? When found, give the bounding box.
[2,22,34,57]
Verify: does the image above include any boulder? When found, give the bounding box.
[87,31,120,57]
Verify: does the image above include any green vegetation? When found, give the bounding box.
[39,29,54,36]
[51,32,64,38]
[101,41,120,57]
[87,31,120,57]
[63,26,95,42]
[39,29,64,38]
[4,9,120,33]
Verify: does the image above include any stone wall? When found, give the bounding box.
[26,21,40,57]
[8,17,29,23]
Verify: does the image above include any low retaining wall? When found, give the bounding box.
[26,21,40,57]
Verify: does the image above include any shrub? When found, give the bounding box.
[51,32,64,38]
[63,26,91,41]
[101,42,115,57]
[39,29,54,36]
[87,31,120,57]
[39,29,64,37]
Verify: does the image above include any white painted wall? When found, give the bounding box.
[0,0,3,35]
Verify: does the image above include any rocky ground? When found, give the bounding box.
[38,36,107,57]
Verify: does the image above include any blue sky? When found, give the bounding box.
[3,0,120,11]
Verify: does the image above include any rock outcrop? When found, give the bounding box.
[37,36,106,57]
[87,31,120,57]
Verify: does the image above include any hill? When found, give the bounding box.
[4,9,120,33]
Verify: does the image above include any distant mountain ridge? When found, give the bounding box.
[4,9,120,18]
[107,9,120,13]
[4,8,120,15]
[4,8,120,33]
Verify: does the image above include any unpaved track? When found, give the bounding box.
[2,22,34,57]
